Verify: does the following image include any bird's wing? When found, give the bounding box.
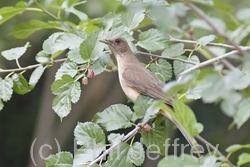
[122,65,173,105]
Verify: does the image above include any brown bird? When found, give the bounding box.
[99,36,197,148]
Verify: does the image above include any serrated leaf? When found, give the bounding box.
[90,60,106,76]
[173,55,199,77]
[0,77,13,102]
[74,122,105,147]
[0,3,26,25]
[220,91,242,117]
[237,153,250,167]
[158,154,200,167]
[74,146,104,166]
[196,35,217,46]
[142,127,168,155]
[236,8,250,22]
[12,73,33,95]
[137,28,167,52]
[149,59,172,82]
[55,61,78,80]
[186,81,210,100]
[98,53,110,67]
[65,4,87,21]
[162,43,185,58]
[12,20,61,39]
[106,142,145,167]
[51,75,81,119]
[121,10,145,31]
[108,133,124,144]
[35,50,51,63]
[45,152,73,167]
[132,95,153,121]
[54,32,84,50]
[67,47,87,64]
[93,104,133,131]
[226,144,250,153]
[234,98,250,129]
[43,32,64,54]
[1,42,29,60]
[29,65,45,87]
[80,30,104,61]
[70,29,88,39]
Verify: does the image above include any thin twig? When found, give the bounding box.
[196,135,235,167]
[186,3,244,55]
[0,58,67,73]
[178,47,250,79]
[87,123,143,167]
[137,51,197,65]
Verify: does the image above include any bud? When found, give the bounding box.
[82,77,88,85]
[88,69,95,78]
[143,124,152,132]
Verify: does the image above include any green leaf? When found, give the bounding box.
[54,32,84,50]
[137,28,168,52]
[196,35,217,46]
[142,127,169,155]
[67,47,87,64]
[29,65,45,87]
[0,3,26,25]
[158,154,199,167]
[0,77,13,102]
[242,61,250,75]
[70,28,88,39]
[237,153,250,167]
[173,55,199,77]
[65,5,87,21]
[93,104,133,131]
[186,81,210,100]
[108,133,124,144]
[45,152,73,167]
[90,60,106,76]
[55,61,78,80]
[51,75,81,119]
[98,53,110,67]
[73,144,104,166]
[80,30,104,60]
[74,122,105,146]
[35,50,51,63]
[162,43,185,58]
[106,142,145,167]
[132,95,153,121]
[172,100,203,136]
[1,42,29,60]
[12,73,33,95]
[43,32,64,54]
[220,91,242,117]
[149,59,172,82]
[12,20,61,39]
[234,98,250,129]
[190,17,225,32]
[236,8,250,22]
[226,144,250,153]
[121,10,145,31]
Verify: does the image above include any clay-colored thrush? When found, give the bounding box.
[99,36,196,148]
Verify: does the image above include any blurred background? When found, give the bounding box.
[0,0,250,166]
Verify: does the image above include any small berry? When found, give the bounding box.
[144,124,152,132]
[88,69,95,78]
[82,77,88,85]
[188,29,194,36]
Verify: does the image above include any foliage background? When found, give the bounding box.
[0,0,250,167]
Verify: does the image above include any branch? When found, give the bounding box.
[196,135,235,167]
[87,123,143,167]
[186,3,245,55]
[137,51,197,65]
[178,47,250,79]
[0,58,67,73]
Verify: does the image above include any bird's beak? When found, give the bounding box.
[98,39,111,45]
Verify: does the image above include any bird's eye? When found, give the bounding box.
[115,39,120,43]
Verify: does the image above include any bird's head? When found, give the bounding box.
[99,36,131,56]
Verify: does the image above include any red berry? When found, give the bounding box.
[188,29,194,36]
[88,69,95,78]
[144,124,152,132]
